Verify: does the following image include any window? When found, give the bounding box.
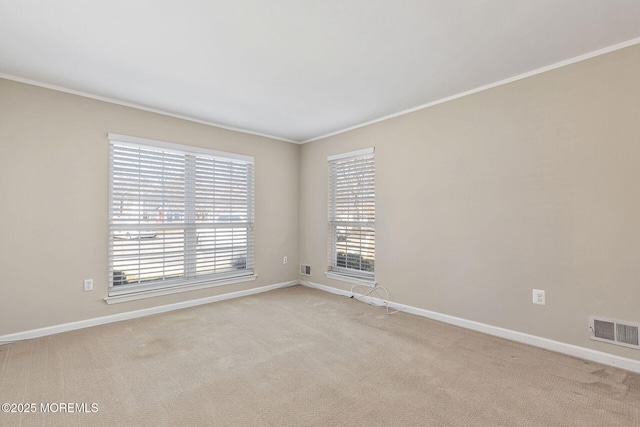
[327,148,375,284]
[108,133,254,297]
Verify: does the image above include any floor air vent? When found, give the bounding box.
[300,264,311,276]
[589,316,640,349]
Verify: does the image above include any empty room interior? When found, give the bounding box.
[1,1,640,425]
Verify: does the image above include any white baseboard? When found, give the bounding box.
[300,280,640,374]
[0,281,297,345]
[4,279,639,374]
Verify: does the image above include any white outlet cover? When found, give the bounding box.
[84,279,94,291]
[532,289,545,305]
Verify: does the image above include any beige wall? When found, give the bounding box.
[299,44,640,360]
[0,79,299,335]
[2,44,640,361]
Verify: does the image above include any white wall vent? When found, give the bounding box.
[300,264,311,276]
[589,316,640,349]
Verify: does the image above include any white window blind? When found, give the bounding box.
[328,148,375,280]
[108,134,254,296]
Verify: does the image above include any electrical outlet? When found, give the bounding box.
[532,289,545,305]
[84,279,94,291]
[283,256,288,264]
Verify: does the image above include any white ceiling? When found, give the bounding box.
[1,1,640,143]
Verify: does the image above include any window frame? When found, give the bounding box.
[326,147,375,286]
[107,133,255,300]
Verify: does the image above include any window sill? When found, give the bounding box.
[104,274,257,304]
[324,271,375,287]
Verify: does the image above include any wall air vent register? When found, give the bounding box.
[589,316,639,350]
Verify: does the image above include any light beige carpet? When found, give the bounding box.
[1,285,639,426]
